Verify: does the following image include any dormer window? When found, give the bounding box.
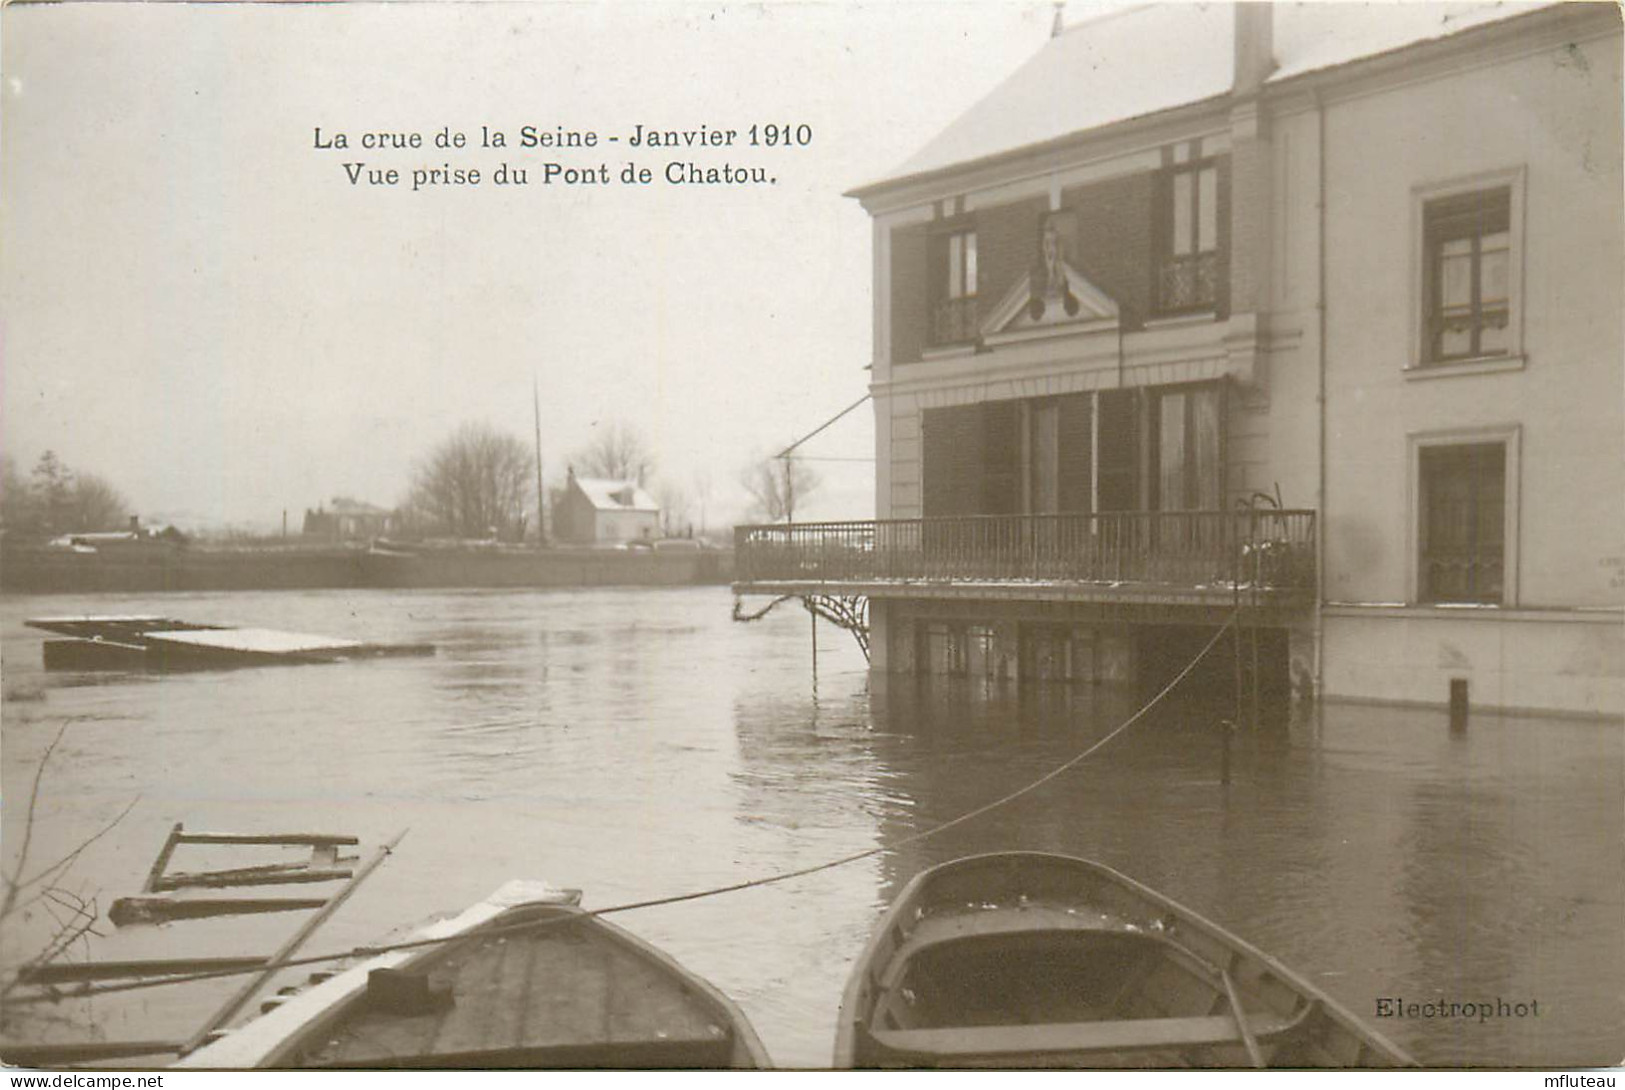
[931,227,978,345]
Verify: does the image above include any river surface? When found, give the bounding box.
[1,586,1620,1068]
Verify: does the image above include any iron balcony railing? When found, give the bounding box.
[1156,251,1221,314]
[734,510,1316,595]
[931,296,980,346]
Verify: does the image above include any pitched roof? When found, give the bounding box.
[860,2,1561,193]
[571,477,660,513]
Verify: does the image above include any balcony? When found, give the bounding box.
[734,510,1316,614]
[931,296,979,347]
[1156,251,1220,314]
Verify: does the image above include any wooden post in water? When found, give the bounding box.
[1250,620,1261,730]
[1232,621,1244,733]
[144,823,185,893]
[810,604,818,684]
[1449,678,1469,731]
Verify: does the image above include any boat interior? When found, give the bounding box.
[858,914,1324,1068]
[284,907,749,1069]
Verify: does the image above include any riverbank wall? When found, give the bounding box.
[0,544,733,595]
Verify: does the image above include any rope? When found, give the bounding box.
[7,612,1237,1008]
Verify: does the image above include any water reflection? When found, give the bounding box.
[1,588,1620,1068]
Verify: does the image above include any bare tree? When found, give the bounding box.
[29,451,74,535]
[0,454,132,537]
[653,477,692,536]
[1,455,35,534]
[571,422,656,485]
[740,455,821,523]
[406,422,531,540]
[68,472,131,531]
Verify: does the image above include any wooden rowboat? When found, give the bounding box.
[177,881,770,1069]
[834,853,1415,1069]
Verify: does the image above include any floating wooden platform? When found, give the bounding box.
[27,616,433,671]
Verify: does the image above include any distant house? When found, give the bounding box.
[303,497,397,541]
[554,470,659,545]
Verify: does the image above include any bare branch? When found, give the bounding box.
[739,454,821,523]
[1,721,73,919]
[403,422,532,540]
[571,422,656,486]
[3,795,140,911]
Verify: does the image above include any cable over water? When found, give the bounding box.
[6,612,1238,1007]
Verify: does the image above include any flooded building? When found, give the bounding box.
[735,3,1622,717]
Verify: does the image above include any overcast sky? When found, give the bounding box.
[1,0,1070,532]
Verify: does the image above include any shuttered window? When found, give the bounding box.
[1096,390,1141,513]
[921,403,1020,516]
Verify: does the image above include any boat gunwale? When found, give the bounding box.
[833,851,1416,1069]
[178,889,771,1070]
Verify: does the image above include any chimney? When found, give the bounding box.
[1051,2,1065,39]
[1233,3,1275,96]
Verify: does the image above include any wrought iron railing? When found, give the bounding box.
[1156,251,1220,313]
[932,296,980,346]
[734,510,1316,594]
[1422,548,1503,604]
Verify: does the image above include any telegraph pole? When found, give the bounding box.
[533,376,545,547]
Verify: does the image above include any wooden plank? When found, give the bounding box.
[17,956,268,984]
[315,1036,732,1070]
[174,832,361,847]
[524,925,601,1049]
[179,829,407,1057]
[486,922,540,1050]
[110,896,330,925]
[424,935,508,1057]
[153,866,355,891]
[0,1040,184,1066]
[143,823,185,893]
[868,1012,1293,1060]
[601,937,721,1044]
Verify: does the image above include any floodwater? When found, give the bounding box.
[1,586,1620,1068]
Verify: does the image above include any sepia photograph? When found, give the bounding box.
[1,0,1621,1075]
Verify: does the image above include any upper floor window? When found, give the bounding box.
[931,227,978,345]
[1156,159,1221,315]
[1424,187,1511,363]
[1410,169,1523,373]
